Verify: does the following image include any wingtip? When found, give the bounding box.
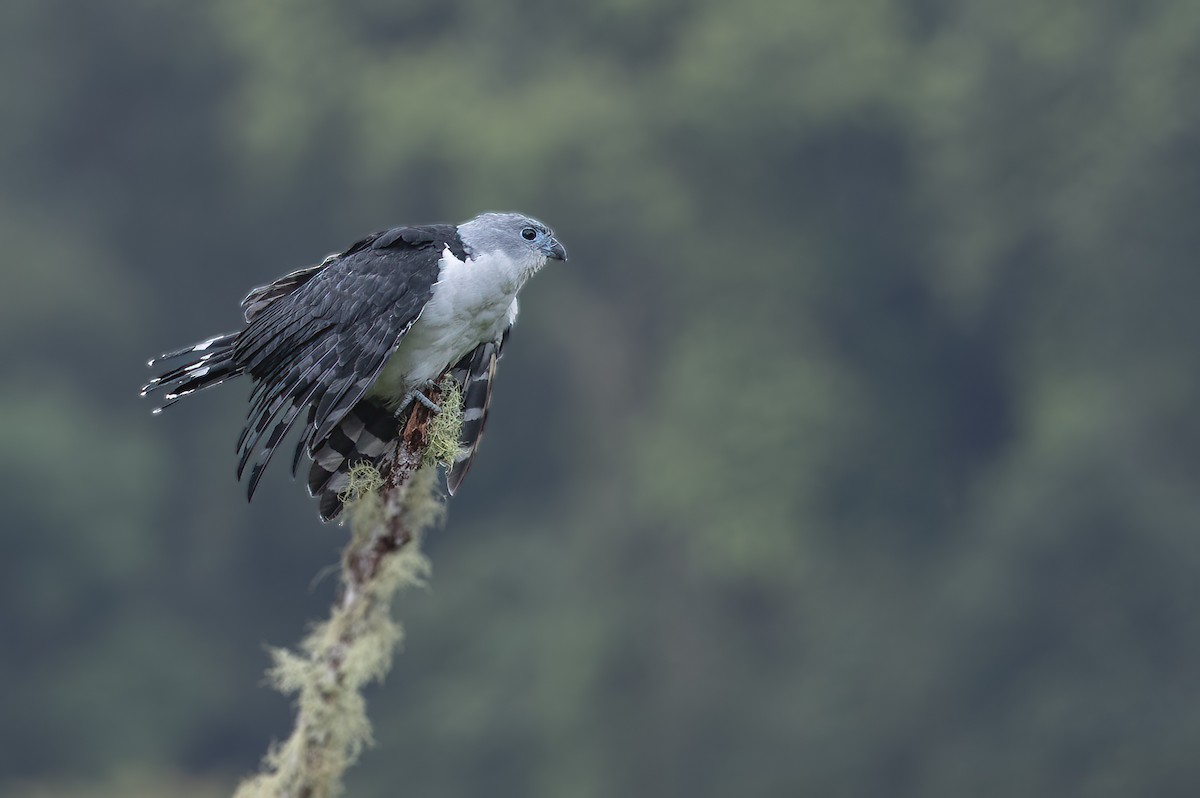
[245,451,275,502]
[246,463,264,502]
[146,351,174,368]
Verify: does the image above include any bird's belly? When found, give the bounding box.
[368,281,515,407]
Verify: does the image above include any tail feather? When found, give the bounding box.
[307,399,400,521]
[447,339,503,494]
[304,338,505,520]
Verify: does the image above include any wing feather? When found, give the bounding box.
[242,256,336,324]
[237,341,339,479]
[226,225,453,496]
[245,376,328,499]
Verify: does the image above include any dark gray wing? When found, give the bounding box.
[241,255,337,324]
[234,224,464,499]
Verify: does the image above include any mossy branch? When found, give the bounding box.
[234,378,464,798]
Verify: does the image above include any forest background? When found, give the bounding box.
[2,1,1198,796]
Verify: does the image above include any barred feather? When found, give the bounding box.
[306,336,507,520]
[307,399,400,520]
[447,338,505,495]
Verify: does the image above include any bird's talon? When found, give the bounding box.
[395,386,442,417]
[414,389,441,413]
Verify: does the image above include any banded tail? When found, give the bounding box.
[307,338,506,521]
[446,337,504,494]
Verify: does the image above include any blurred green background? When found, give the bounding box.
[3,0,1199,796]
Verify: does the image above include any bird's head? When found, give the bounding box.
[459,212,567,268]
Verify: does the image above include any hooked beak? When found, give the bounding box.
[546,238,567,261]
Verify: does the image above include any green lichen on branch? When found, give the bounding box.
[422,377,465,469]
[343,462,386,535]
[233,378,462,798]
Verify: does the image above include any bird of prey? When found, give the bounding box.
[142,212,566,520]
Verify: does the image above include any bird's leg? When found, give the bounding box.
[411,389,441,413]
[394,379,442,417]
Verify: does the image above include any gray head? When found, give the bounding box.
[458,212,567,265]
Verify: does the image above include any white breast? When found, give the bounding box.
[368,247,527,405]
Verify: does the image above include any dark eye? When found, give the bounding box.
[521,227,537,241]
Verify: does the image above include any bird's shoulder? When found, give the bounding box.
[309,224,467,316]
[343,223,468,262]
[243,223,469,329]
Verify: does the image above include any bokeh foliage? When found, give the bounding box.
[2,0,1199,795]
